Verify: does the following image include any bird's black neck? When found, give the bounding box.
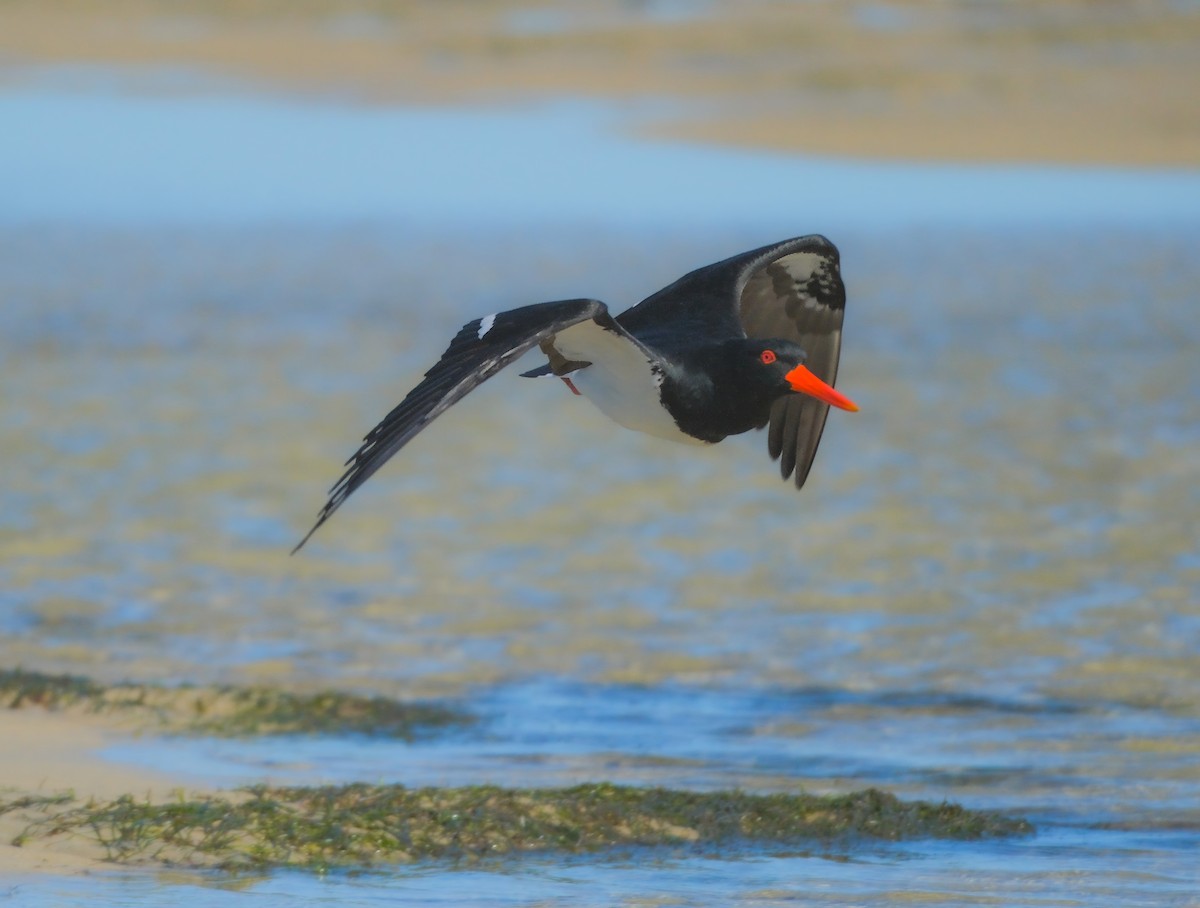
[657,343,774,443]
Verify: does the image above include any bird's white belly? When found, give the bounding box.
[553,322,705,446]
[571,363,704,446]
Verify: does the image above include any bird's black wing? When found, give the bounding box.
[617,235,846,488]
[734,236,846,488]
[294,298,611,551]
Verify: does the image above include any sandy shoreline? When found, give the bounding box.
[1,0,1198,167]
[0,710,199,876]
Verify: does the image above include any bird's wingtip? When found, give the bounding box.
[290,516,325,555]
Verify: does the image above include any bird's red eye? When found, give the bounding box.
[760,350,776,364]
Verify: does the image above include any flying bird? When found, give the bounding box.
[294,235,857,551]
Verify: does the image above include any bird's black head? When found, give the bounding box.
[733,338,859,411]
[663,337,857,443]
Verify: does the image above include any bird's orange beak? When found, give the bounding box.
[785,364,859,412]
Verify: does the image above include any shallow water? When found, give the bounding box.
[2,77,1199,905]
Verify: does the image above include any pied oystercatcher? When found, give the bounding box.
[294,235,858,551]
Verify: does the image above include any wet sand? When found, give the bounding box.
[1,0,1198,166]
[0,711,193,875]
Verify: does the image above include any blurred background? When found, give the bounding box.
[2,2,1199,904]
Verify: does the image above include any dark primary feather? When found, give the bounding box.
[292,298,609,552]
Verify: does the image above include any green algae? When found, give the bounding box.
[0,668,470,738]
[7,783,1033,872]
[0,667,103,709]
[0,792,75,819]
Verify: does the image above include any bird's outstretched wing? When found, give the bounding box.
[735,236,845,487]
[293,298,611,552]
[615,235,847,488]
